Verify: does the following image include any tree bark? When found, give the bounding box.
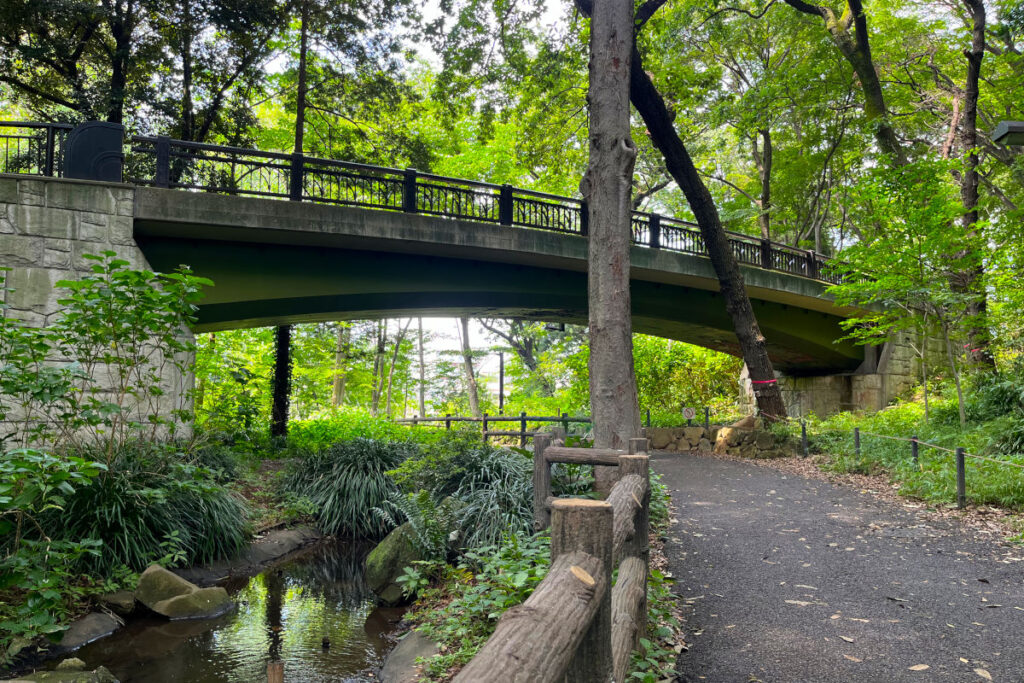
[752,129,772,240]
[270,324,292,437]
[458,317,482,417]
[370,320,387,416]
[627,46,787,418]
[958,0,994,367]
[578,0,641,494]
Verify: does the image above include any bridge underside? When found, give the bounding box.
[138,235,861,376]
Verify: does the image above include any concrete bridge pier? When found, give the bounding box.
[740,330,944,418]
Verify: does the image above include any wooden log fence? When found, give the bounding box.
[456,435,651,682]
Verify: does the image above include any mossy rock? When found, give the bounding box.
[8,666,117,682]
[152,586,233,620]
[135,565,195,609]
[365,523,422,606]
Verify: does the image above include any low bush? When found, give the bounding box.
[47,443,250,574]
[287,409,418,453]
[284,438,417,538]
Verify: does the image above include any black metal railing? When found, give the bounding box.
[0,121,839,284]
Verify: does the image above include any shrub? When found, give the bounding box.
[375,490,459,561]
[288,409,417,453]
[46,444,250,573]
[284,438,417,538]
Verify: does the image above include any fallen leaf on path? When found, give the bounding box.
[974,669,992,680]
[785,600,813,606]
[839,636,854,643]
[908,664,930,671]
[843,655,861,662]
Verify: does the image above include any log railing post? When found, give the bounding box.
[533,434,552,531]
[551,499,613,683]
[620,443,650,646]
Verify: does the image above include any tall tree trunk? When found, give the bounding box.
[385,319,412,418]
[270,325,292,437]
[179,0,195,141]
[458,317,482,417]
[332,323,349,406]
[958,0,993,367]
[370,320,387,416]
[293,1,309,154]
[578,0,641,493]
[628,46,787,418]
[418,318,426,417]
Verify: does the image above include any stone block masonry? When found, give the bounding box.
[0,174,193,437]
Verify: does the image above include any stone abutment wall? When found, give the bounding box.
[1,174,193,441]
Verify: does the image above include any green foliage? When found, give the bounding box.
[409,535,552,679]
[385,432,535,547]
[0,448,106,656]
[283,438,416,538]
[376,490,459,562]
[288,408,419,452]
[47,443,250,574]
[799,396,1024,509]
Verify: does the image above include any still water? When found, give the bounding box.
[66,541,400,682]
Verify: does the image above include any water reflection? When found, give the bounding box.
[68,540,398,682]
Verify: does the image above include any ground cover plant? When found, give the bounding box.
[776,366,1024,511]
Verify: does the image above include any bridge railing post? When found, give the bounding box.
[499,184,514,225]
[403,168,418,213]
[155,135,170,188]
[761,238,773,270]
[289,152,304,201]
[649,213,661,249]
[44,126,56,177]
[806,250,818,279]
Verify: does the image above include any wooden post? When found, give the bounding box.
[551,499,613,683]
[911,435,919,465]
[801,420,808,457]
[562,412,569,434]
[533,434,553,531]
[267,661,284,683]
[483,413,489,443]
[520,411,528,448]
[498,351,505,414]
[705,407,710,431]
[445,413,451,430]
[854,427,860,456]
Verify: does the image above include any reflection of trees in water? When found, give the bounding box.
[282,541,374,609]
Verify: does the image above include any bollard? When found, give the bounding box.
[911,435,919,465]
[854,427,860,456]
[801,420,808,457]
[956,447,966,509]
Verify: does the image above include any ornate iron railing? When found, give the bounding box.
[0,121,838,284]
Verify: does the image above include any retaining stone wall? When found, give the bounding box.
[1,174,193,438]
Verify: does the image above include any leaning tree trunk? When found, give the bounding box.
[579,0,641,493]
[270,325,292,437]
[958,0,994,367]
[458,317,482,417]
[628,46,787,418]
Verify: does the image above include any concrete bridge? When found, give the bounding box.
[0,122,928,414]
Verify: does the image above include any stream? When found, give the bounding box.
[60,540,401,682]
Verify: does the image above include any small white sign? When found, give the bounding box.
[682,406,696,420]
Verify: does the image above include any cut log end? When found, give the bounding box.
[570,565,596,586]
[552,498,611,509]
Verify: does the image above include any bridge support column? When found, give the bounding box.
[739,330,944,418]
[0,175,194,439]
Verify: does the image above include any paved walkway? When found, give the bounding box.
[654,452,1024,683]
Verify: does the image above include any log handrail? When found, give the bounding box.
[462,434,651,682]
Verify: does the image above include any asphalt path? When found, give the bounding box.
[655,452,1024,683]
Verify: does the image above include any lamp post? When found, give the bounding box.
[993,121,1024,145]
